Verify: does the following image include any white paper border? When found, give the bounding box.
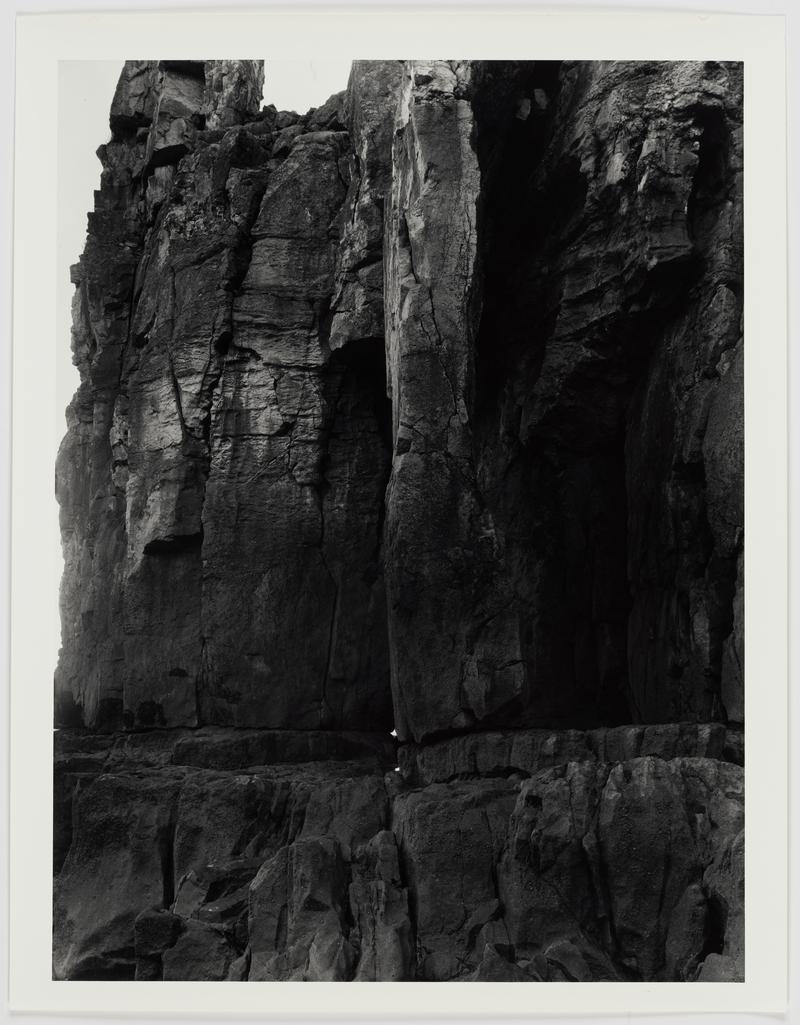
[8,6,788,1018]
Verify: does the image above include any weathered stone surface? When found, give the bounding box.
[243,768,406,981]
[145,63,206,168]
[384,61,490,743]
[249,837,357,980]
[392,754,744,981]
[203,60,264,129]
[161,919,239,980]
[200,127,392,731]
[348,829,413,980]
[53,727,408,981]
[53,770,185,980]
[58,59,742,736]
[110,61,160,136]
[55,726,394,775]
[398,721,739,786]
[53,735,742,982]
[393,778,516,980]
[133,908,184,979]
[57,122,151,731]
[329,61,403,352]
[170,727,396,770]
[307,90,346,131]
[57,60,393,733]
[55,60,744,983]
[382,59,743,741]
[620,64,743,726]
[497,755,743,982]
[469,944,541,981]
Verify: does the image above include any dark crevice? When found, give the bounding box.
[95,697,125,733]
[159,59,206,80]
[214,329,232,356]
[698,892,727,964]
[397,214,420,285]
[143,530,204,556]
[467,65,634,727]
[158,813,177,909]
[312,336,394,730]
[336,344,392,534]
[687,105,730,248]
[275,903,289,952]
[471,61,574,419]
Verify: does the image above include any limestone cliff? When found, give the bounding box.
[54,59,743,982]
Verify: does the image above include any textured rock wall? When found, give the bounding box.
[55,59,743,982]
[384,59,743,741]
[57,59,397,733]
[54,724,742,981]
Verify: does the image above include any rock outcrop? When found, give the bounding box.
[55,59,743,982]
[57,59,395,734]
[385,60,743,741]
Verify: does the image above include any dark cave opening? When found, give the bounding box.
[143,530,204,556]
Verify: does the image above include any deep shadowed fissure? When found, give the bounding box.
[469,61,633,729]
[319,336,395,732]
[471,60,572,411]
[699,892,727,964]
[143,530,204,556]
[686,104,730,251]
[158,815,177,908]
[328,337,394,565]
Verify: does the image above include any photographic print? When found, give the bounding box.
[50,55,748,985]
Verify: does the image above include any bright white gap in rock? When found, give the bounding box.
[261,59,354,115]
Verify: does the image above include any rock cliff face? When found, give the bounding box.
[54,59,743,982]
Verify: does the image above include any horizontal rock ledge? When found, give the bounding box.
[398,722,743,786]
[54,726,398,774]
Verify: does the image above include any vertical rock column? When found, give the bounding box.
[199,127,355,727]
[329,60,403,352]
[384,62,526,742]
[56,61,164,730]
[122,89,271,728]
[196,73,397,730]
[57,60,398,732]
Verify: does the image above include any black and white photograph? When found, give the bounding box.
[51,54,746,984]
[3,5,792,1018]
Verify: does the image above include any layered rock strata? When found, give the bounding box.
[57,59,396,733]
[55,59,744,982]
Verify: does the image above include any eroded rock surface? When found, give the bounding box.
[57,59,394,734]
[55,59,743,982]
[383,60,743,741]
[54,729,742,982]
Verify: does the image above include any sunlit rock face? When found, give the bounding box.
[55,59,743,982]
[57,59,395,734]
